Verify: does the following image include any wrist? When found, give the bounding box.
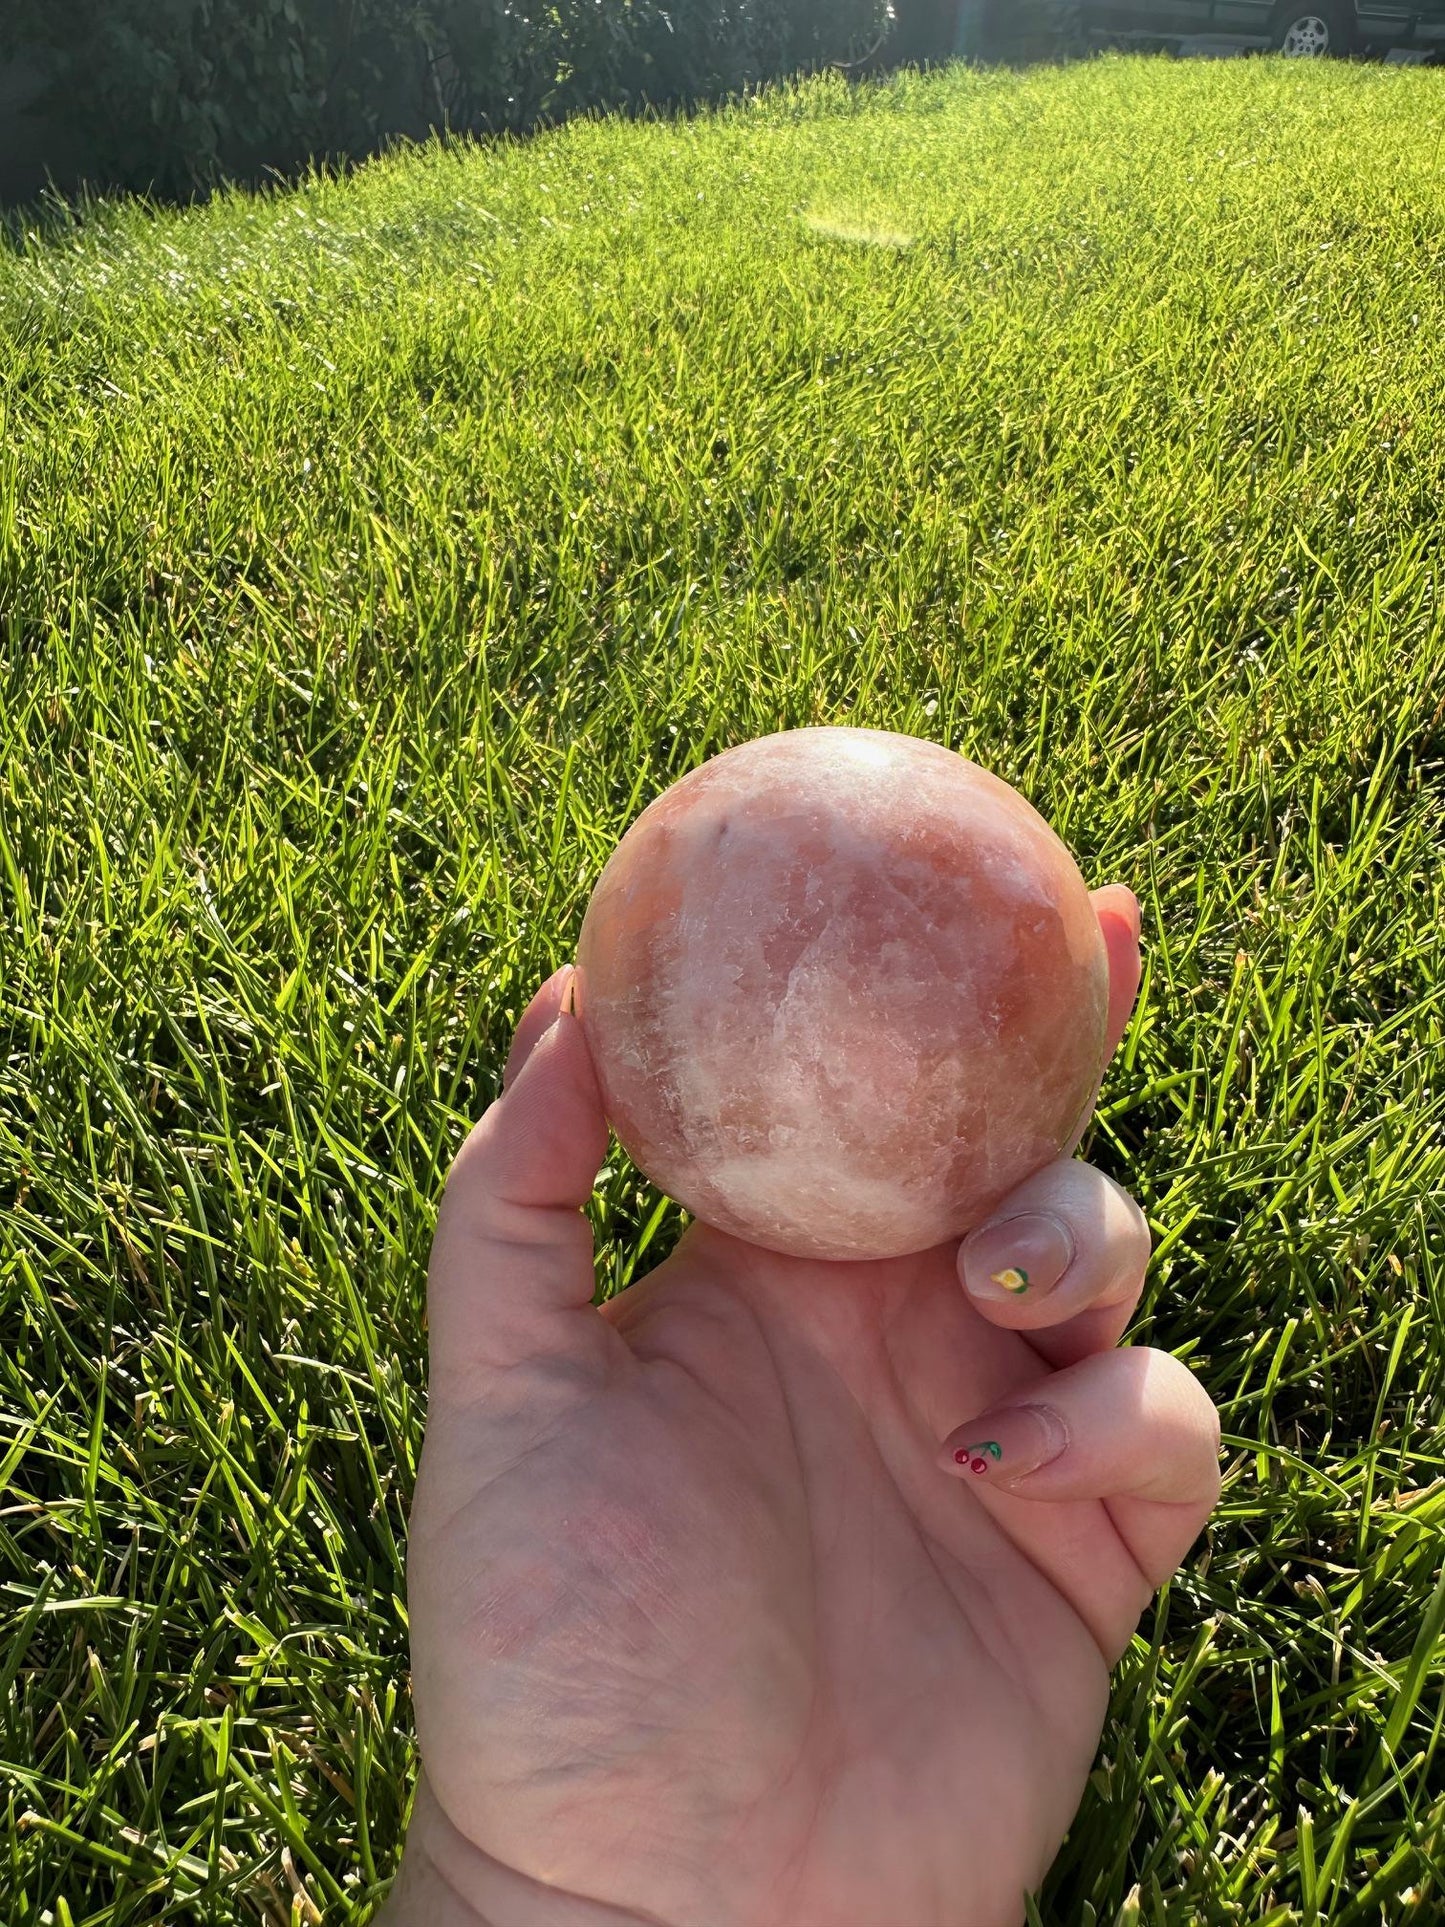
[379,1776,675,1927]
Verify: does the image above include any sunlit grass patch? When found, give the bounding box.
[799,203,916,248]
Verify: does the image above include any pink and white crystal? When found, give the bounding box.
[573,727,1109,1262]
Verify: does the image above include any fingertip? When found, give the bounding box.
[938,1348,1221,1510]
[1092,885,1142,1059]
[953,1160,1151,1362]
[1092,882,1141,945]
[501,964,576,1091]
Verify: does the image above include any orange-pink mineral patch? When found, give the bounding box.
[574,727,1109,1262]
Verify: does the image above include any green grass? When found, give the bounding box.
[2,46,1444,1926]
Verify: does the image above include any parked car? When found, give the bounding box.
[1081,1,1445,57]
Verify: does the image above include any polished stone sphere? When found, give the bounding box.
[573,727,1109,1262]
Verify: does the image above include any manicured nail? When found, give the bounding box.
[961,1211,1074,1303]
[939,1403,1069,1483]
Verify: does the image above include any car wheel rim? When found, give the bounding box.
[1281,16,1331,55]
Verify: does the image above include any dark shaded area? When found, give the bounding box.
[883,0,967,64]
[0,50,85,207]
[0,0,890,207]
[877,0,1083,66]
[0,1,1104,210]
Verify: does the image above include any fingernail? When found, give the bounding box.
[939,1403,1069,1483]
[961,1211,1074,1302]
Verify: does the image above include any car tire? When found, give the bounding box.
[1269,3,1354,56]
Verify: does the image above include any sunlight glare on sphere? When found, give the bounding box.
[573,727,1110,1262]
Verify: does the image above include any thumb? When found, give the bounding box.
[427,965,619,1401]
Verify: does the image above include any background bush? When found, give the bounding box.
[977,0,1084,64]
[1,0,889,199]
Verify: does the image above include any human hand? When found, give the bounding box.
[381,884,1221,1927]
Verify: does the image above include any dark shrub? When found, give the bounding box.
[1,0,887,199]
[978,1,1085,62]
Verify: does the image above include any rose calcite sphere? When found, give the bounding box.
[573,727,1110,1263]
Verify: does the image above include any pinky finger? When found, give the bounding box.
[937,1346,1221,1587]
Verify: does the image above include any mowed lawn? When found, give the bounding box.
[3,48,1445,1926]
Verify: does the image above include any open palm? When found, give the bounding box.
[383,888,1220,1927]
